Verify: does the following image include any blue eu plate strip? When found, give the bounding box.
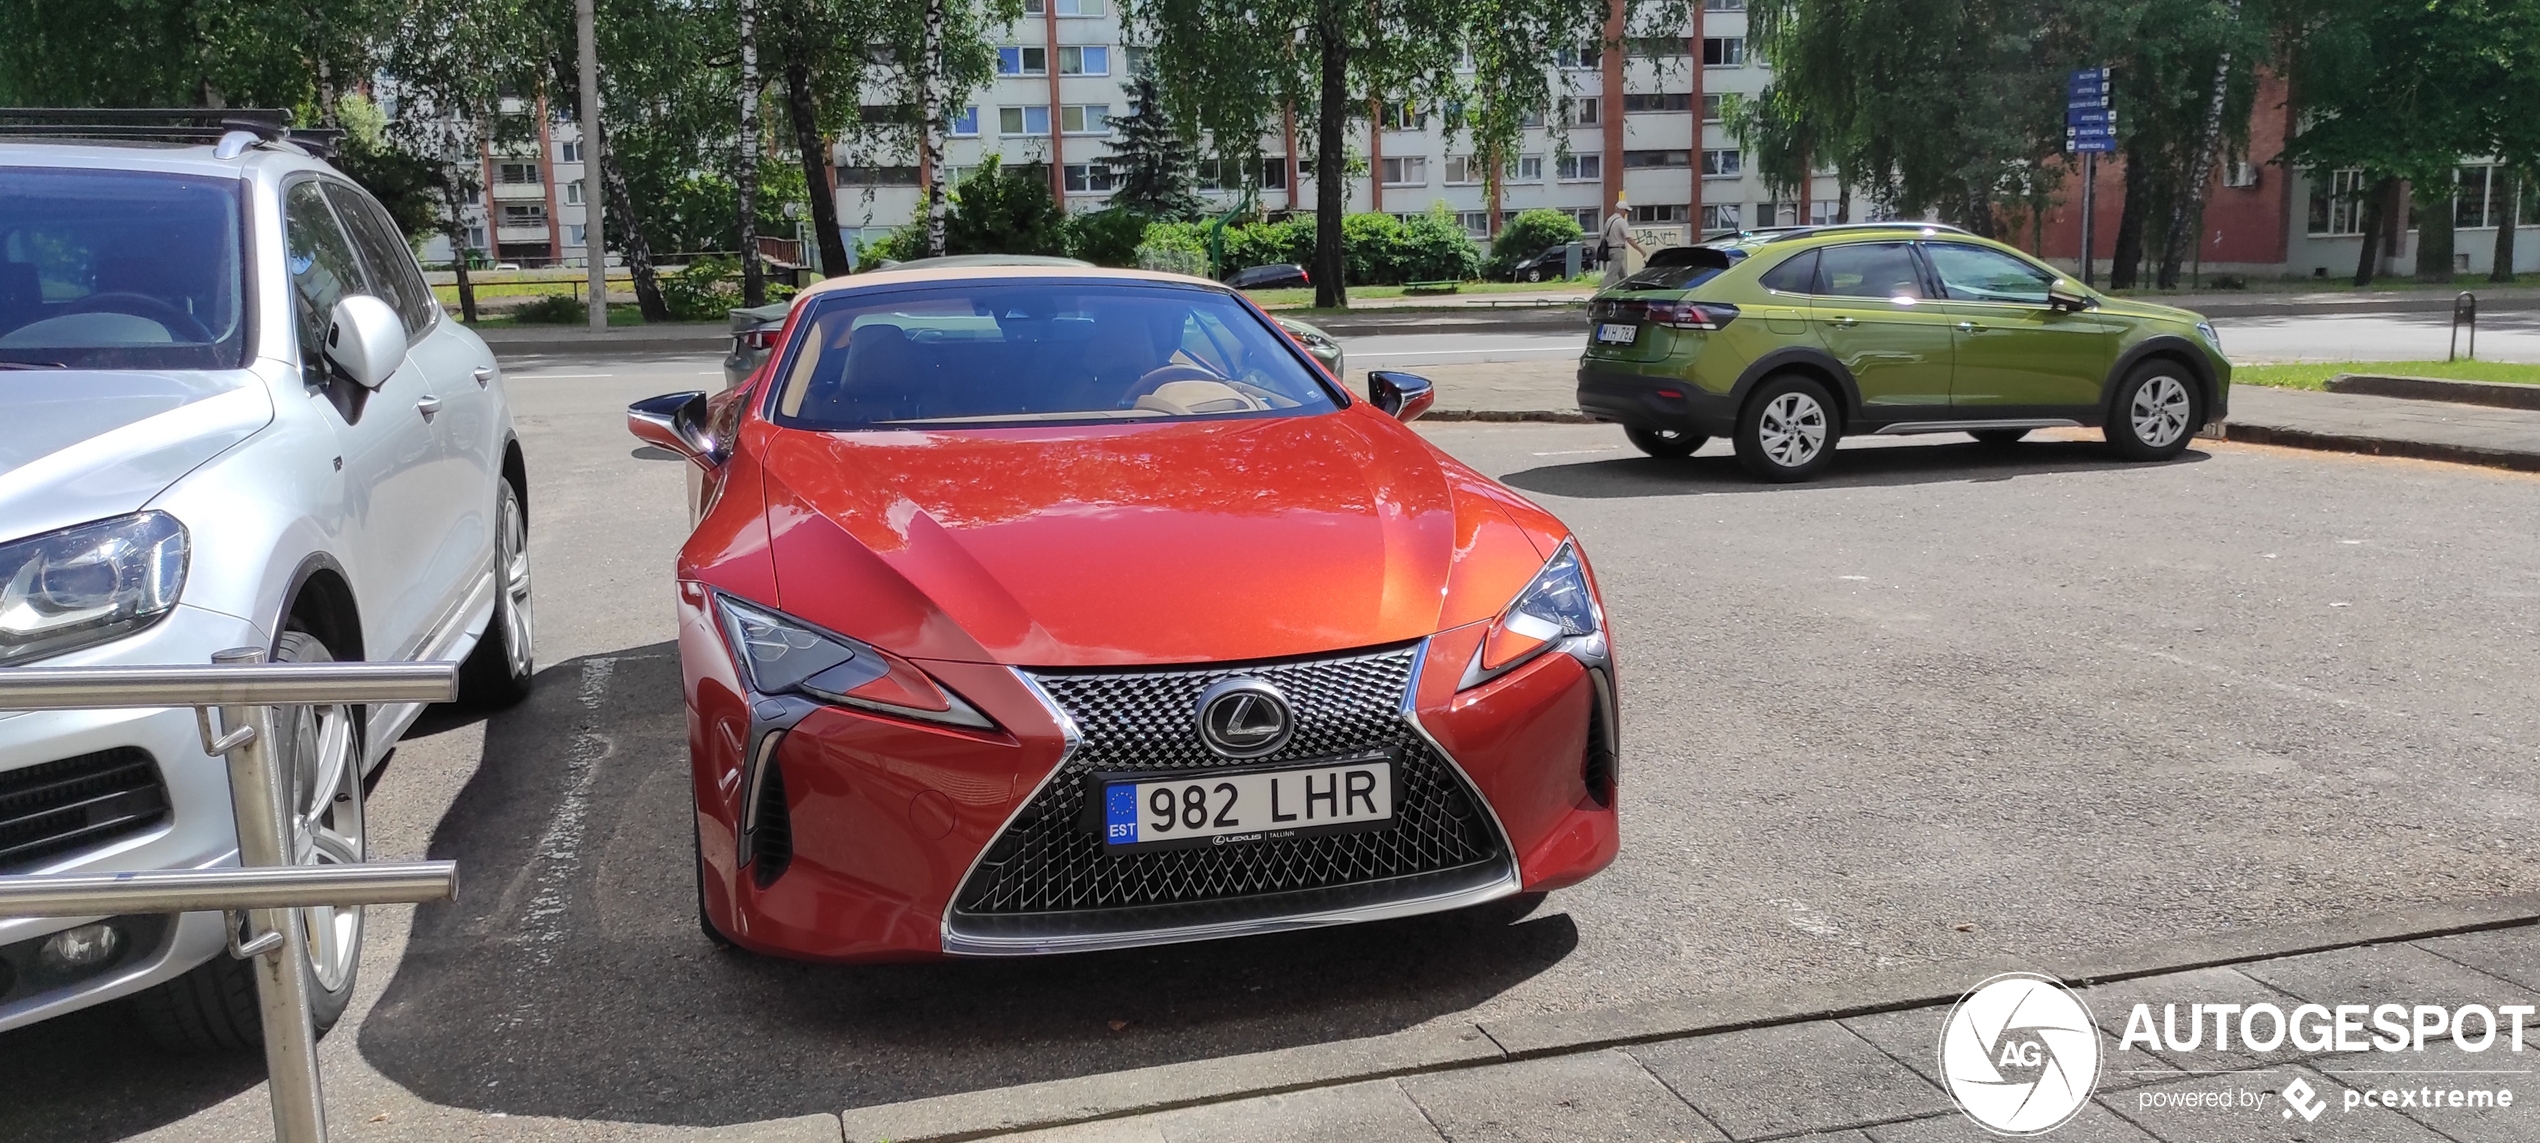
[1104,783,1139,845]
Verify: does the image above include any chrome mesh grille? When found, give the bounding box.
[953,645,1506,918]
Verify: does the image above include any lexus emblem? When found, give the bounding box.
[1195,677,1294,758]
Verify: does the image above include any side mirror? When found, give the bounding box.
[628,391,719,466]
[325,295,407,389]
[2047,281,2095,312]
[1367,370,1436,423]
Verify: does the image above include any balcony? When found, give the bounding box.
[491,182,546,201]
[495,225,552,244]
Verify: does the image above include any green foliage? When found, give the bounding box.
[1487,208,1583,278]
[1099,77,1206,219]
[943,156,1069,256]
[1067,208,1153,267]
[1226,216,1316,269]
[660,255,742,321]
[1142,210,1475,284]
[511,293,593,324]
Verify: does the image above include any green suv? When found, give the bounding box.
[1576,224,2230,481]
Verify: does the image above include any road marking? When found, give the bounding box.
[1532,448,1619,456]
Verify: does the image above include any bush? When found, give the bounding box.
[944,156,1069,257]
[1489,208,1585,279]
[1225,215,1314,272]
[1068,207,1151,267]
[510,293,590,324]
[1340,212,1404,285]
[660,255,740,321]
[1394,206,1482,282]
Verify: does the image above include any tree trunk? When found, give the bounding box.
[2353,176,2388,287]
[599,144,671,321]
[2110,144,2149,290]
[737,0,765,305]
[444,219,479,322]
[784,55,851,276]
[1310,0,1347,309]
[2415,173,2455,283]
[920,0,949,258]
[2159,3,2239,292]
[2489,168,2517,283]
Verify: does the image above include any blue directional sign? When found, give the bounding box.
[2065,67,2114,153]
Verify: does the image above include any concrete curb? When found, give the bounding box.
[2325,373,2540,411]
[2221,421,2540,473]
[834,894,2540,1142]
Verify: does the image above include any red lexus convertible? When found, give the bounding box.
[629,264,1619,960]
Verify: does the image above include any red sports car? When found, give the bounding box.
[628,265,1618,960]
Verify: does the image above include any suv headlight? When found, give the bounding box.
[2196,321,2222,350]
[0,512,188,666]
[1461,540,1602,689]
[714,593,993,729]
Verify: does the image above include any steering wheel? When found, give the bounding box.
[62,292,214,343]
[1117,362,1228,406]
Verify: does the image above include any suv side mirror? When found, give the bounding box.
[325,295,407,389]
[628,391,720,466]
[1367,370,1436,423]
[2047,281,2095,312]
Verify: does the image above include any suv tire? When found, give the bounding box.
[133,629,364,1051]
[1734,373,1840,482]
[1625,425,1705,458]
[459,480,534,707]
[2106,360,2203,461]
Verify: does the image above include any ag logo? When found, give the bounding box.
[1194,677,1293,758]
[1938,972,2102,1135]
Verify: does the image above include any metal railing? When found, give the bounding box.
[0,650,462,1143]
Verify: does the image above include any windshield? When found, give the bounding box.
[770,281,1342,429]
[0,167,248,370]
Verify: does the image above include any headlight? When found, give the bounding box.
[0,512,188,666]
[2196,321,2222,349]
[714,593,993,729]
[1461,540,1602,689]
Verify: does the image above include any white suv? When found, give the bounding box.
[0,126,534,1048]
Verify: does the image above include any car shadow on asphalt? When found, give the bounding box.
[349,643,1578,1126]
[1498,439,2211,499]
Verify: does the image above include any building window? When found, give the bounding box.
[1755,201,1798,227]
[496,162,540,185]
[1623,92,1692,114]
[1566,97,1598,126]
[466,224,487,250]
[840,166,923,186]
[1701,204,1740,230]
[1703,93,1723,122]
[1258,157,1288,189]
[951,106,980,136]
[1552,45,1601,70]
[1701,148,1742,177]
[1377,101,1424,131]
[565,224,587,247]
[2456,164,2505,228]
[1504,154,1544,183]
[557,141,582,163]
[1556,153,1601,181]
[1808,200,1841,225]
[1443,154,1487,185]
[1703,37,1746,67]
[1057,46,1109,75]
[1025,0,1106,13]
[563,180,584,205]
[997,46,1048,76]
[1626,37,1691,56]
[1379,155,1427,186]
[1061,103,1111,133]
[2306,167,2367,236]
[1457,210,1491,237]
[2223,159,2258,188]
[1570,207,1601,231]
[1703,0,1745,9]
[1625,149,1692,169]
[1122,47,1152,77]
[1634,203,1691,223]
[500,204,547,226]
[999,106,1052,136]
[1063,164,1116,193]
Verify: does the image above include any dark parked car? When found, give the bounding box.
[1508,241,1603,283]
[1226,263,1310,290]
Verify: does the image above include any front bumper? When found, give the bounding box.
[1578,365,1741,439]
[679,590,1620,962]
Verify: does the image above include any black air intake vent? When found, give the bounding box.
[0,747,170,872]
[749,758,792,888]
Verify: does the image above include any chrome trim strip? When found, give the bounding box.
[1872,418,2082,436]
[939,669,1082,953]
[939,866,1519,956]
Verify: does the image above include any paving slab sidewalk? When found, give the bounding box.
[855,920,2540,1143]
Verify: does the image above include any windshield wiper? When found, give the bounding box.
[0,360,69,370]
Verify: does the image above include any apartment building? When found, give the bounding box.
[415,95,597,269]
[837,0,1873,263]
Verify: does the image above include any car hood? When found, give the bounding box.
[754,409,1553,667]
[0,370,273,542]
[2093,296,2205,325]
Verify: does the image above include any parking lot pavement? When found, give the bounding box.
[4,357,2538,1141]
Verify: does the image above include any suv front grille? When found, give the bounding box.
[0,747,170,872]
[951,646,1507,923]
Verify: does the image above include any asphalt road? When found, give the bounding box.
[1350,309,2540,368]
[4,352,2538,1140]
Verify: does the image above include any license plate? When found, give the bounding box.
[1594,322,1639,345]
[1094,755,1395,852]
